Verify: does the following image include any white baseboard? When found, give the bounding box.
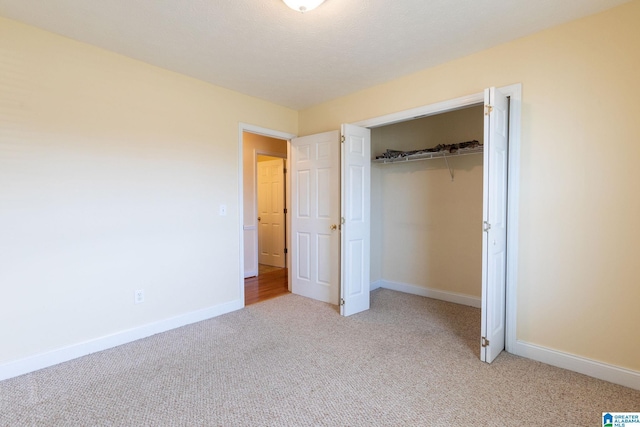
[6,293,638,393]
[373,279,481,308]
[513,340,640,391]
[0,298,244,382]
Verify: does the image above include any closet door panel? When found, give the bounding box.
[481,87,509,363]
[340,124,371,316]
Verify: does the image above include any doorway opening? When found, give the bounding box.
[241,128,293,305]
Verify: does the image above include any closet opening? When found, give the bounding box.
[369,104,486,354]
[355,84,520,362]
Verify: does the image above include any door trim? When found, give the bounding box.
[239,123,296,304]
[352,84,521,355]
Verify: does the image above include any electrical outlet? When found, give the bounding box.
[134,289,144,304]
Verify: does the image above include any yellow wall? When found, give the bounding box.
[0,16,296,364]
[300,1,640,371]
[371,107,484,298]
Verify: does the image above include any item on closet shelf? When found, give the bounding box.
[375,140,481,160]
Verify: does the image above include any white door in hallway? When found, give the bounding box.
[290,131,340,304]
[257,158,285,268]
[481,86,509,363]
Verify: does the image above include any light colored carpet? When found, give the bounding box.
[1,289,638,426]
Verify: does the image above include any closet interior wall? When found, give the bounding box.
[370,105,485,300]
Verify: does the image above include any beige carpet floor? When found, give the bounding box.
[1,289,638,426]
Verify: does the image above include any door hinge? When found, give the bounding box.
[481,337,490,348]
[339,298,345,306]
[483,221,491,232]
[484,105,493,116]
[340,135,345,143]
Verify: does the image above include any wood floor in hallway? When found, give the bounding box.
[244,267,289,305]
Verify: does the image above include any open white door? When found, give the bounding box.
[257,158,285,268]
[340,124,371,316]
[290,131,341,304]
[481,87,509,363]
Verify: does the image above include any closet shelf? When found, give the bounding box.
[372,146,483,164]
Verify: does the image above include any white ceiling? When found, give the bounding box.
[0,0,630,110]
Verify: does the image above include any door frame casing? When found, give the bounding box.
[239,123,296,302]
[352,83,521,354]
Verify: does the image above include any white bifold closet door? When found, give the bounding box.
[290,125,371,316]
[340,124,371,316]
[481,87,509,363]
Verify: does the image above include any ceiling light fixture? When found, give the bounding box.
[283,0,326,13]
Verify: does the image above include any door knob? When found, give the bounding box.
[330,224,337,231]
